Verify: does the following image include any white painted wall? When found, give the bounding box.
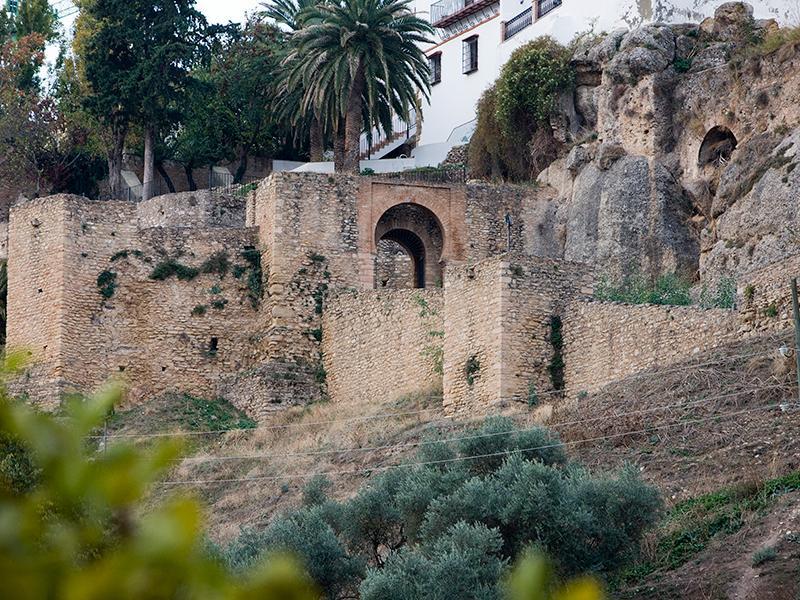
[291,158,417,174]
[417,0,797,148]
[420,15,504,146]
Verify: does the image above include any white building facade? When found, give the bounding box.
[411,0,796,163]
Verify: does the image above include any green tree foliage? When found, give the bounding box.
[80,0,207,196]
[226,416,660,597]
[81,0,144,195]
[136,0,207,198]
[0,367,319,599]
[261,0,327,161]
[360,522,507,600]
[14,0,57,42]
[288,0,432,172]
[469,38,573,182]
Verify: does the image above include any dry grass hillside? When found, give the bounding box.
[108,331,800,598]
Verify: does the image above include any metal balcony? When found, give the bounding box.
[430,0,498,28]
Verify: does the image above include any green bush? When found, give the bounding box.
[495,37,574,132]
[149,259,200,281]
[699,277,736,309]
[201,251,231,278]
[226,416,659,597]
[241,247,263,309]
[752,546,777,567]
[0,361,317,599]
[97,270,118,299]
[673,57,692,73]
[469,38,572,182]
[594,272,692,307]
[360,522,506,600]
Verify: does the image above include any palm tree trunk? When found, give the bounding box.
[309,117,324,162]
[334,119,346,172]
[343,63,366,174]
[142,125,156,200]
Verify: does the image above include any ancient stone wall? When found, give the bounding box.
[7,195,263,408]
[562,300,739,397]
[322,289,443,406]
[7,196,78,407]
[137,190,247,229]
[443,255,593,415]
[737,255,800,334]
[443,258,502,415]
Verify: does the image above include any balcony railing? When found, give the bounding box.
[502,7,532,40]
[430,0,496,27]
[536,0,561,18]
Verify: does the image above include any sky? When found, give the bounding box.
[196,0,258,25]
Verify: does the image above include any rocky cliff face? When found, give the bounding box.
[535,1,800,283]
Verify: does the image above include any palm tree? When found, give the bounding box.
[261,0,328,161]
[290,0,432,173]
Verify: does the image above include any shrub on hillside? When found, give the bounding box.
[595,271,737,308]
[0,359,317,599]
[595,272,692,306]
[226,416,661,598]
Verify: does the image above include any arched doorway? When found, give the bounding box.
[374,203,444,289]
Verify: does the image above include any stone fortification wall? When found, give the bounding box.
[7,194,263,408]
[737,255,800,334]
[562,301,738,397]
[443,259,503,415]
[464,184,561,262]
[7,196,91,406]
[137,190,247,229]
[322,289,443,406]
[443,255,593,415]
[238,173,361,410]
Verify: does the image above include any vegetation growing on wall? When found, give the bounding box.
[548,316,565,391]
[595,272,691,306]
[149,259,201,282]
[469,38,573,182]
[224,416,659,598]
[413,293,444,377]
[0,261,7,346]
[96,269,118,299]
[465,354,481,386]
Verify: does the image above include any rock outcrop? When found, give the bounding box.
[536,2,800,282]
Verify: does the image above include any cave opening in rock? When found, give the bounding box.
[699,126,737,167]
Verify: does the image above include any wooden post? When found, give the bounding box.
[792,278,800,403]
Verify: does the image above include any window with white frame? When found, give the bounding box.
[429,52,442,84]
[462,35,478,74]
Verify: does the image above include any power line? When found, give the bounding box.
[175,382,790,464]
[159,399,789,486]
[97,347,791,441]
